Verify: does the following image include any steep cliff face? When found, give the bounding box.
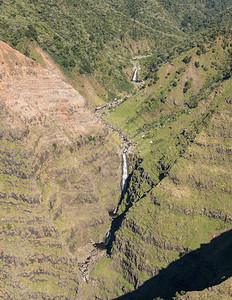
[109,91,232,298]
[0,41,122,298]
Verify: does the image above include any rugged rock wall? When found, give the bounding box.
[103,87,231,298]
[0,41,122,298]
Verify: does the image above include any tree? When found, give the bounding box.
[182,56,192,64]
[194,61,200,68]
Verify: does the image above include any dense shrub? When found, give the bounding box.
[183,78,193,93]
[182,56,192,64]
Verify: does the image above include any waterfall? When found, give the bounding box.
[122,152,128,194]
[113,151,128,215]
[132,68,138,82]
[113,150,128,215]
[105,151,128,245]
[105,231,111,246]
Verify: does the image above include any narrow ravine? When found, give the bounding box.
[94,94,130,113]
[80,55,151,287]
[93,54,154,250]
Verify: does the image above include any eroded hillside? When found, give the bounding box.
[0,41,123,299]
[0,3,232,298]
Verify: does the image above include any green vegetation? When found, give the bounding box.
[52,143,57,150]
[0,0,186,98]
[91,35,232,298]
[1,0,231,100]
[183,78,193,93]
[1,0,232,299]
[182,56,192,64]
[194,61,200,68]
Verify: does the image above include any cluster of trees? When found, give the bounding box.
[0,0,185,96]
[0,0,231,98]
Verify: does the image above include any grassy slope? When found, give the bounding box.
[103,38,229,179]
[88,37,232,298]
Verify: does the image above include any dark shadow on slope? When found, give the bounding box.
[115,229,232,300]
[93,174,132,252]
[105,174,132,255]
[105,160,157,254]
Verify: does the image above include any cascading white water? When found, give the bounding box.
[106,151,128,245]
[113,208,117,215]
[113,151,128,215]
[105,231,111,246]
[122,152,128,193]
[132,68,137,82]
